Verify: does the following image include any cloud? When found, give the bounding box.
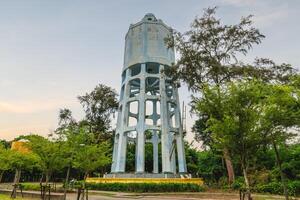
[0,99,76,114]
[254,7,289,27]
[0,125,53,141]
[220,0,290,28]
[0,80,15,87]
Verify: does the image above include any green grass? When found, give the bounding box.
[0,194,34,200]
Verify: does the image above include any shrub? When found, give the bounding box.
[288,180,300,196]
[21,183,40,191]
[254,182,283,195]
[231,177,245,190]
[81,182,204,192]
[253,181,300,196]
[21,182,65,192]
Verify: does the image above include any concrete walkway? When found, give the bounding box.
[66,190,290,200]
[0,184,293,200]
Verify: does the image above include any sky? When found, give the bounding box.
[0,0,300,145]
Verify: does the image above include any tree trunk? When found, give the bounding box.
[241,162,251,200]
[0,171,4,183]
[45,173,50,185]
[39,173,44,184]
[43,172,51,200]
[12,169,21,198]
[223,148,235,184]
[63,165,71,200]
[272,141,289,200]
[13,169,21,185]
[81,172,89,200]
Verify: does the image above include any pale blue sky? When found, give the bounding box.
[1,0,299,142]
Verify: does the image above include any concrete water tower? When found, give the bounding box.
[110,14,187,177]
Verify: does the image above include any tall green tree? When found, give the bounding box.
[258,80,300,200]
[72,131,110,200]
[25,135,64,185]
[165,7,265,183]
[8,147,39,198]
[78,84,118,143]
[195,80,266,199]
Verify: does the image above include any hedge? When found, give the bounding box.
[20,181,204,193]
[83,182,204,192]
[253,181,300,196]
[231,178,300,197]
[21,183,40,191]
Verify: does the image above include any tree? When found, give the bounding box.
[56,125,93,200]
[8,146,39,198]
[258,80,300,200]
[0,144,11,182]
[78,84,118,143]
[195,80,267,199]
[73,143,110,180]
[58,108,75,127]
[72,133,110,200]
[165,7,265,90]
[165,7,265,184]
[57,131,78,200]
[192,114,212,150]
[0,139,10,149]
[25,135,64,185]
[196,149,225,184]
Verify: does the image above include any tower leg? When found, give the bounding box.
[169,133,176,174]
[160,65,171,173]
[152,131,159,173]
[174,89,187,173]
[111,133,119,172]
[136,64,146,173]
[115,132,127,172]
[115,69,130,173]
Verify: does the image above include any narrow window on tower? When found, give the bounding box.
[122,69,126,83]
[129,78,140,97]
[146,62,160,74]
[130,64,141,76]
[120,85,125,101]
[128,101,138,127]
[165,80,174,99]
[145,77,159,95]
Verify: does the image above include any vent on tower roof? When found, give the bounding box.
[143,13,157,22]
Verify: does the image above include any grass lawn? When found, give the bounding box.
[0,194,35,200]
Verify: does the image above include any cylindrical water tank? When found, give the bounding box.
[123,13,175,69]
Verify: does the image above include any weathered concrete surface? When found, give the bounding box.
[111,13,187,176]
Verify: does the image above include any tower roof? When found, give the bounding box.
[142,13,157,22]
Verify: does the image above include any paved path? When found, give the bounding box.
[66,191,288,200]
[0,184,291,200]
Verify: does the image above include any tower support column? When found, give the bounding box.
[160,65,171,173]
[136,64,146,173]
[115,70,130,172]
[174,88,187,173]
[152,100,159,173]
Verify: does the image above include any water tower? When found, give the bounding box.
[110,14,187,177]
